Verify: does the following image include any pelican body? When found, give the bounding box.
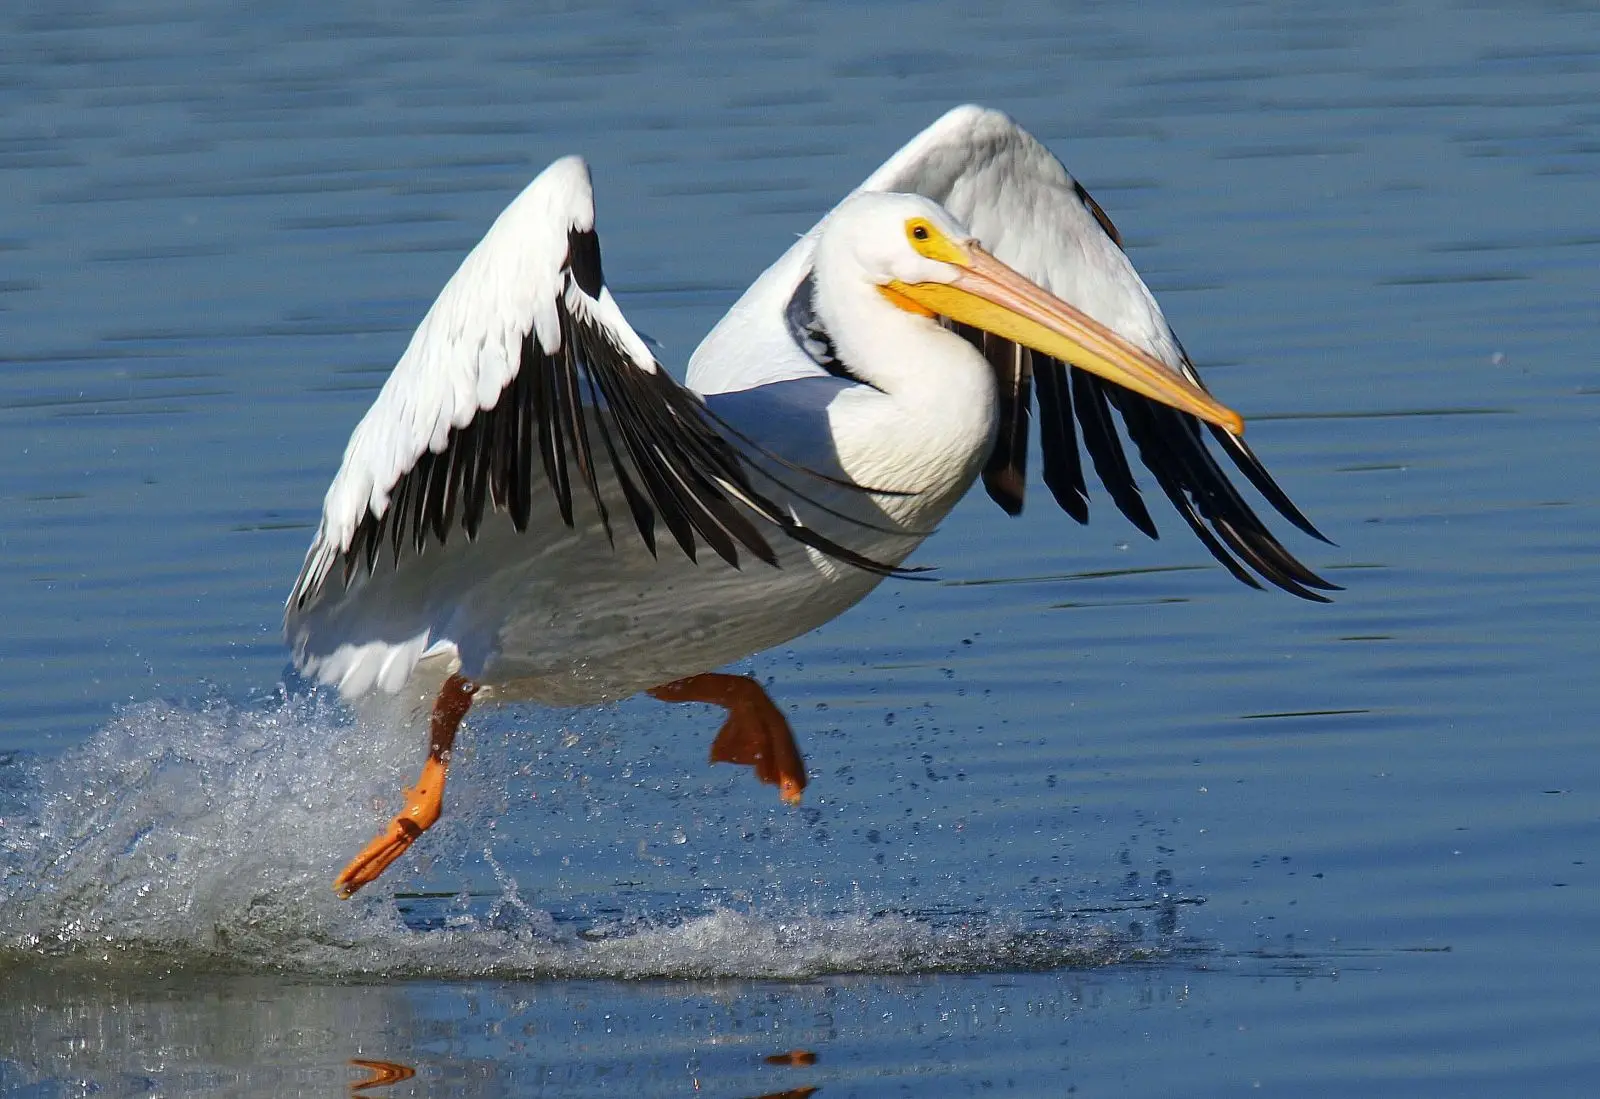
[286,106,1331,895]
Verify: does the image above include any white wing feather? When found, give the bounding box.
[860,105,1182,367]
[286,156,668,696]
[287,153,908,699]
[291,110,1330,699]
[293,155,656,606]
[688,104,1180,395]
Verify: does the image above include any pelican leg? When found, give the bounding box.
[334,674,477,898]
[649,673,806,805]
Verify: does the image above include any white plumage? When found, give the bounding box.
[285,105,1331,896]
[692,105,1177,394]
[293,156,648,611]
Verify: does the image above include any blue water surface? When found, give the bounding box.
[1,1,1597,1095]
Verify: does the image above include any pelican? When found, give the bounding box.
[286,105,1332,897]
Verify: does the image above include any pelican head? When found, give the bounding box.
[813,191,1244,436]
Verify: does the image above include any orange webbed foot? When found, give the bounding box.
[708,707,805,805]
[333,782,441,898]
[651,673,807,804]
[334,674,475,898]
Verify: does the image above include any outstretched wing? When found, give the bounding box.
[289,156,894,615]
[861,105,1335,601]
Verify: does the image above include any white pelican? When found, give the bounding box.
[286,105,1332,897]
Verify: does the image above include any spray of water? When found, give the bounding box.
[0,693,1134,978]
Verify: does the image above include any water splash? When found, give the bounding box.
[0,695,1139,978]
[0,692,413,965]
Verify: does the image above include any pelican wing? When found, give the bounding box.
[290,156,895,615]
[861,105,1335,600]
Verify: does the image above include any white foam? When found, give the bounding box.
[0,695,1132,978]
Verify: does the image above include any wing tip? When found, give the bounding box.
[540,154,594,197]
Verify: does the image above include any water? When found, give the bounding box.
[2,0,1598,1094]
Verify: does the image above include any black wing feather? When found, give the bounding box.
[1208,423,1332,544]
[1111,393,1336,597]
[461,414,490,539]
[947,200,1330,600]
[971,339,1334,600]
[978,330,1031,516]
[1071,371,1159,539]
[581,364,655,554]
[980,348,1336,600]
[1031,355,1089,524]
[304,229,914,607]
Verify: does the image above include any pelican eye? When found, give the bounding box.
[904,217,967,264]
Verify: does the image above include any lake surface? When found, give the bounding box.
[2,0,1598,1094]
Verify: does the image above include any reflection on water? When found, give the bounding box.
[350,1059,416,1092]
[763,1049,819,1067]
[0,962,1205,1098]
[0,943,1472,1097]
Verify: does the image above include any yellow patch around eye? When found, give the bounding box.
[904,218,970,265]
